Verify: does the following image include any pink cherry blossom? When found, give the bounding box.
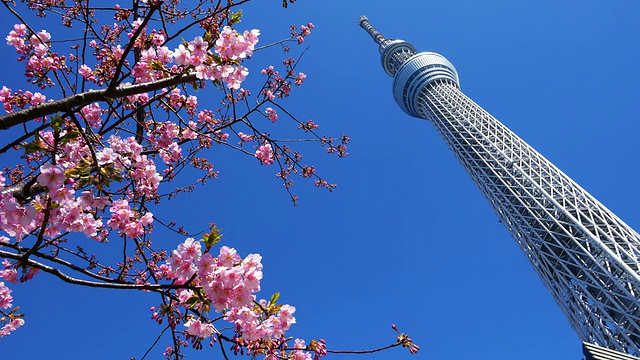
[0,318,24,338]
[218,246,240,267]
[243,29,260,50]
[80,102,102,128]
[29,92,46,105]
[225,66,249,90]
[0,260,17,284]
[265,107,278,123]
[0,281,12,309]
[255,142,274,165]
[0,194,36,241]
[37,163,65,191]
[188,36,208,58]
[292,339,312,360]
[237,132,254,142]
[172,44,189,65]
[184,318,216,338]
[156,46,173,64]
[295,72,307,86]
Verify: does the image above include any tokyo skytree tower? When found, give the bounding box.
[357,16,640,357]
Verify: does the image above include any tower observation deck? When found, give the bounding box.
[358,16,640,357]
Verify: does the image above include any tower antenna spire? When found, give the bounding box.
[357,16,421,76]
[357,16,386,46]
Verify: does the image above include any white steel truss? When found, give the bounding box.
[359,16,640,356]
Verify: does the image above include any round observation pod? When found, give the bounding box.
[392,52,460,118]
[381,40,417,76]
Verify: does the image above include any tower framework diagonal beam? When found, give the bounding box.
[358,16,640,356]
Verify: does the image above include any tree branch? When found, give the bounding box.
[0,73,198,131]
[326,342,402,354]
[0,249,193,292]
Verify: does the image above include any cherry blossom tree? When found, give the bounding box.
[0,0,418,358]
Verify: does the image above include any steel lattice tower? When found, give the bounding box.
[358,16,640,357]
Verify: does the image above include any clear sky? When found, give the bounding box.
[2,1,640,359]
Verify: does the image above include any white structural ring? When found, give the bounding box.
[393,52,460,117]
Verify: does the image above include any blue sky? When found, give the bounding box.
[3,1,640,359]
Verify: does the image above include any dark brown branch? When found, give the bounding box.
[0,73,198,131]
[140,324,171,360]
[21,197,52,262]
[2,178,44,204]
[326,342,402,354]
[0,122,49,155]
[0,249,194,292]
[0,241,128,282]
[108,2,161,91]
[218,334,231,360]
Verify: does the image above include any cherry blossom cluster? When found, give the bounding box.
[169,27,259,90]
[1,158,107,241]
[38,172,107,239]
[0,172,37,241]
[79,102,103,129]
[0,316,23,339]
[237,132,255,142]
[102,135,163,198]
[0,127,163,242]
[132,45,174,83]
[392,324,420,354]
[72,21,259,89]
[165,241,262,309]
[160,238,326,359]
[259,61,306,102]
[5,24,66,88]
[80,42,125,85]
[255,142,275,165]
[289,22,315,45]
[0,260,18,284]
[0,86,46,113]
[298,119,320,133]
[0,256,32,338]
[294,72,307,86]
[124,89,150,110]
[126,18,167,50]
[0,282,12,311]
[265,107,278,123]
[107,199,153,239]
[260,65,290,100]
[215,26,260,60]
[224,301,296,342]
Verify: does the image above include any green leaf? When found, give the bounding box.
[58,129,79,146]
[186,296,199,308]
[50,114,63,132]
[229,9,242,25]
[24,140,44,154]
[149,60,165,71]
[203,224,223,252]
[268,292,280,307]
